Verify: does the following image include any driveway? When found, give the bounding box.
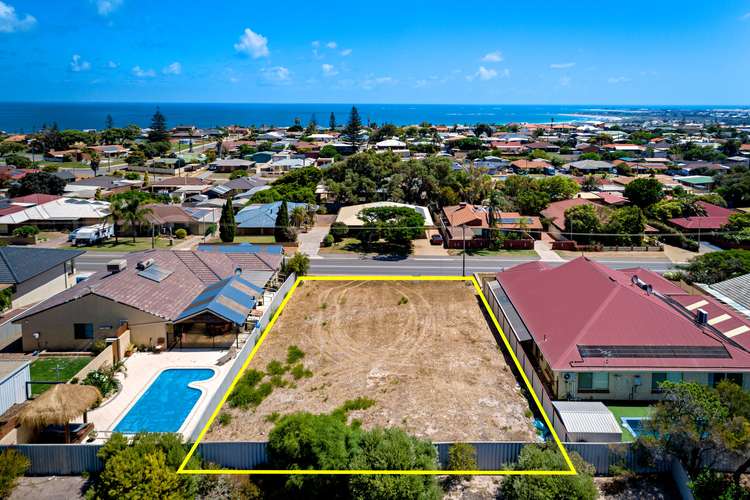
[412,229,449,256]
[298,223,331,258]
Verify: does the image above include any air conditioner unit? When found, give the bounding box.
[106,259,127,273]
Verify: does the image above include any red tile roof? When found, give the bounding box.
[669,201,736,230]
[496,258,750,371]
[443,204,488,228]
[539,198,602,231]
[10,194,62,205]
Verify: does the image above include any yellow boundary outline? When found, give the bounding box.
[177,275,577,476]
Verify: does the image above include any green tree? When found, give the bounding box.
[147,108,169,143]
[274,201,292,242]
[4,153,31,169]
[121,198,153,242]
[536,176,579,202]
[681,250,750,284]
[359,206,425,250]
[516,190,550,215]
[329,222,349,241]
[125,149,146,166]
[604,206,646,245]
[446,442,478,482]
[105,114,114,130]
[0,141,26,157]
[8,172,65,197]
[329,111,336,131]
[290,205,307,228]
[343,106,363,148]
[319,144,340,159]
[219,200,235,242]
[623,177,664,209]
[500,446,597,500]
[564,204,601,243]
[717,170,750,208]
[108,199,126,244]
[0,448,29,498]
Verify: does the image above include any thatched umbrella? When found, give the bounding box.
[18,384,101,443]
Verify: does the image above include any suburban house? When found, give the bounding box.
[489,257,750,401]
[144,204,221,236]
[540,198,605,239]
[561,160,615,174]
[14,249,282,352]
[439,203,542,248]
[235,201,309,235]
[510,159,553,175]
[206,176,267,199]
[0,198,110,234]
[668,201,736,233]
[148,176,212,201]
[209,159,255,173]
[65,176,140,198]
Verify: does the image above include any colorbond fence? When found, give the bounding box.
[187,273,297,442]
[0,441,673,476]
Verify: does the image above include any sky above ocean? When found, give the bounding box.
[0,1,749,105]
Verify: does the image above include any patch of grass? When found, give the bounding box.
[30,356,91,396]
[269,375,288,388]
[218,413,232,426]
[607,405,653,442]
[398,296,409,305]
[286,345,305,364]
[233,235,277,244]
[76,237,172,252]
[266,360,287,376]
[290,363,313,380]
[320,302,327,310]
[335,397,376,415]
[264,412,281,423]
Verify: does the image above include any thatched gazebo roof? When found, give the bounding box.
[18,384,101,429]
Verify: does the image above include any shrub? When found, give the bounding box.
[335,397,376,414]
[12,225,40,237]
[229,169,248,179]
[218,413,232,426]
[286,345,305,364]
[0,449,30,498]
[91,339,107,355]
[266,360,287,376]
[229,382,273,409]
[329,222,349,241]
[87,433,200,499]
[398,296,408,305]
[290,363,312,380]
[690,469,750,500]
[284,252,310,276]
[82,366,119,398]
[174,228,187,239]
[322,233,334,247]
[500,446,597,500]
[446,443,477,482]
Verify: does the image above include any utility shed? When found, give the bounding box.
[552,401,622,443]
[0,360,30,416]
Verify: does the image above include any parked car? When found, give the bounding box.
[430,234,444,245]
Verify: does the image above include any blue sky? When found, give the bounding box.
[1,0,749,104]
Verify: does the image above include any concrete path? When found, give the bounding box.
[11,476,87,500]
[534,240,565,262]
[298,225,330,258]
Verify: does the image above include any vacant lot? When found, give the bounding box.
[208,280,535,442]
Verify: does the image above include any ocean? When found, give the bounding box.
[0,102,730,133]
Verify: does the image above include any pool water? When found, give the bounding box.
[621,417,652,438]
[114,368,214,434]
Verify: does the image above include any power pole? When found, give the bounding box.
[462,224,466,276]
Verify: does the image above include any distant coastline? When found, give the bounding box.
[0,102,748,132]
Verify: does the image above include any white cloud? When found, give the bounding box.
[0,1,36,33]
[481,51,503,63]
[467,66,509,82]
[107,60,118,69]
[262,66,290,83]
[94,0,122,16]
[234,28,269,58]
[162,61,182,75]
[326,41,337,49]
[340,48,352,56]
[559,75,572,87]
[362,76,395,90]
[550,62,576,69]
[607,76,630,84]
[741,12,750,20]
[321,63,338,76]
[132,65,155,77]
[69,54,91,72]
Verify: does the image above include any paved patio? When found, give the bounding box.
[86,348,234,440]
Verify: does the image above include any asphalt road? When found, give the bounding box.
[76,252,677,275]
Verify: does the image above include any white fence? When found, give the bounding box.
[188,273,297,442]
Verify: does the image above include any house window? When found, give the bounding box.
[74,323,94,340]
[578,372,609,393]
[709,373,743,388]
[651,372,683,393]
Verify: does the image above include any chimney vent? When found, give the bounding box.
[107,259,127,273]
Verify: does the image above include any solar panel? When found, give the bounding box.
[578,345,730,359]
[137,265,173,283]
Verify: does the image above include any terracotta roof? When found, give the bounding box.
[496,258,750,371]
[540,198,602,231]
[669,201,736,230]
[442,204,488,227]
[150,176,211,187]
[9,194,61,205]
[15,250,280,322]
[510,159,551,170]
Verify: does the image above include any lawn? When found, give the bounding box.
[40,161,92,170]
[233,235,277,244]
[30,356,92,396]
[319,237,412,256]
[72,237,174,252]
[607,404,653,442]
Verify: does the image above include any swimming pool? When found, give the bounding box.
[114,368,215,434]
[621,417,652,438]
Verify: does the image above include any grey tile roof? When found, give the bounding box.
[706,273,750,312]
[0,247,84,285]
[15,250,280,322]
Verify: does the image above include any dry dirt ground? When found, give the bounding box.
[208,280,535,442]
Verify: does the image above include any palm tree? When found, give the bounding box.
[290,206,307,228]
[108,200,125,244]
[121,198,153,242]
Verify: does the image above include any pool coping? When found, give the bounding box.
[109,366,219,437]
